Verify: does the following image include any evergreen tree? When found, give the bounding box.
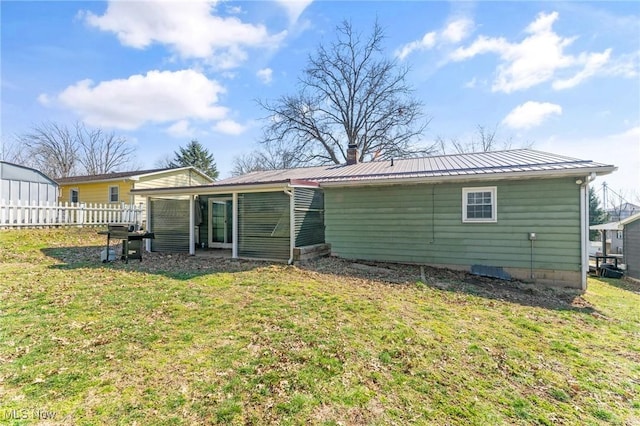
[169,140,219,180]
[589,187,607,240]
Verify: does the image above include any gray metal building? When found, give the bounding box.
[621,213,640,280]
[0,161,59,204]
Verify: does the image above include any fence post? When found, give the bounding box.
[9,199,15,225]
[0,198,5,226]
[30,200,37,226]
[79,203,85,226]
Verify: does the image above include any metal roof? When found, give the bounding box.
[0,161,58,185]
[130,149,616,196]
[216,149,616,186]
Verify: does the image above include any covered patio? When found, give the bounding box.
[132,179,328,263]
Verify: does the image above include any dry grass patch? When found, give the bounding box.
[0,228,638,425]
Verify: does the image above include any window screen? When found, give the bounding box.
[109,186,119,203]
[462,187,497,222]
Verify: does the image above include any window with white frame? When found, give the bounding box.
[462,187,497,223]
[70,188,79,204]
[109,186,119,203]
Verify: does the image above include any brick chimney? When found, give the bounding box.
[346,143,358,165]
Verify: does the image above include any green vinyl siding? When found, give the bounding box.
[324,178,581,272]
[238,192,290,260]
[294,187,325,247]
[149,198,190,252]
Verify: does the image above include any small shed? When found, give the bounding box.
[0,161,58,204]
[621,213,640,280]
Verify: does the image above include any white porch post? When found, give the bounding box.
[145,197,151,252]
[232,192,238,259]
[580,180,588,291]
[189,194,195,256]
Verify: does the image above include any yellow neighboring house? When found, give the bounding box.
[56,167,214,206]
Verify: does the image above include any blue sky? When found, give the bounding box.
[2,1,639,198]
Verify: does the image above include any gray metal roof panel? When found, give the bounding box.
[215,149,615,186]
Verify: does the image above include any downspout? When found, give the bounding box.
[284,187,295,265]
[579,173,597,291]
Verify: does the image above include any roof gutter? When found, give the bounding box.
[132,182,291,197]
[131,180,320,197]
[57,176,137,185]
[317,166,617,188]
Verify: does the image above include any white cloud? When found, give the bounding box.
[213,119,246,135]
[552,49,611,90]
[275,0,314,24]
[396,18,472,60]
[256,68,273,84]
[464,77,477,89]
[166,120,196,138]
[83,1,286,69]
[450,11,613,93]
[226,5,243,15]
[502,101,562,129]
[601,51,639,79]
[37,93,51,106]
[396,32,436,61]
[441,18,473,43]
[50,69,229,130]
[538,126,640,195]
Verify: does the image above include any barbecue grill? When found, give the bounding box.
[100,224,155,263]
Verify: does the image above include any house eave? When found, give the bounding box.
[57,176,136,185]
[133,166,214,183]
[317,166,617,188]
[55,166,215,186]
[130,165,616,195]
[620,212,640,226]
[131,179,318,197]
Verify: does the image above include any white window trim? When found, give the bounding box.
[462,186,497,223]
[108,185,119,203]
[70,188,79,204]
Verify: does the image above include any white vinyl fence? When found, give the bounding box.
[0,200,144,228]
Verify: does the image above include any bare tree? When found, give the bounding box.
[231,139,303,176]
[1,137,28,164]
[259,20,434,166]
[154,153,173,169]
[602,183,638,221]
[14,122,136,178]
[17,122,79,178]
[77,124,135,175]
[437,124,531,155]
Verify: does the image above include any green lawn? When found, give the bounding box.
[0,228,638,425]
